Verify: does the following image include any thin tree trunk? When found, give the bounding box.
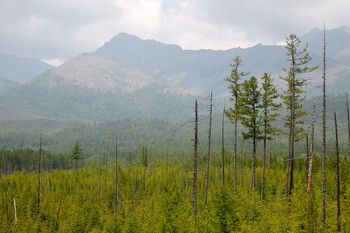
[289,97,295,197]
[192,100,198,216]
[37,134,42,215]
[204,92,213,205]
[115,136,119,215]
[104,149,108,202]
[13,198,17,223]
[321,24,327,223]
[306,133,309,182]
[261,113,267,201]
[250,136,257,196]
[241,139,245,189]
[307,103,316,196]
[222,108,225,186]
[286,86,296,198]
[54,188,64,230]
[234,116,238,194]
[132,163,135,210]
[346,93,350,156]
[334,112,341,232]
[98,159,101,206]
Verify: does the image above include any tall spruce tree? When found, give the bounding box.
[281,34,317,196]
[225,56,246,194]
[240,76,261,194]
[260,73,281,200]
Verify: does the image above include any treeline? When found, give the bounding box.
[0,149,70,174]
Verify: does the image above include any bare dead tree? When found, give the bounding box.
[98,158,102,206]
[334,112,341,232]
[104,146,109,202]
[346,93,350,156]
[37,134,42,215]
[321,23,327,223]
[305,134,309,182]
[115,136,119,215]
[13,198,17,223]
[192,100,198,216]
[307,104,316,196]
[204,93,213,205]
[131,153,135,210]
[222,107,225,186]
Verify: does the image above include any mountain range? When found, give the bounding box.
[1,26,350,121]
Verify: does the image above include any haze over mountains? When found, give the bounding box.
[0,53,53,84]
[1,26,350,121]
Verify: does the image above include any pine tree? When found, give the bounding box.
[71,143,82,170]
[260,73,281,200]
[225,56,246,194]
[240,76,261,194]
[281,34,317,196]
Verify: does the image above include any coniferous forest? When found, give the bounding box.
[2,34,350,233]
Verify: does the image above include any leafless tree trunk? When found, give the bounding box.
[222,108,225,186]
[192,100,198,216]
[115,136,119,215]
[204,93,213,205]
[261,114,267,200]
[234,116,238,194]
[104,148,108,202]
[346,93,350,156]
[13,198,17,223]
[250,137,257,196]
[132,162,135,210]
[305,134,309,181]
[334,112,341,232]
[37,134,42,215]
[307,104,316,196]
[286,92,295,197]
[98,160,101,206]
[321,24,327,223]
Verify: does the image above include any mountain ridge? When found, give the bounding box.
[2,26,350,122]
[0,53,54,84]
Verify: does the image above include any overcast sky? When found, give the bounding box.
[0,0,349,65]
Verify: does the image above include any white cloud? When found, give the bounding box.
[0,0,350,62]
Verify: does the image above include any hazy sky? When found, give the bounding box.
[0,0,349,65]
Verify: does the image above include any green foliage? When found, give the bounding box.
[1,152,349,232]
[260,73,281,140]
[240,76,262,140]
[281,34,317,141]
[225,56,246,123]
[71,143,82,169]
[211,188,240,232]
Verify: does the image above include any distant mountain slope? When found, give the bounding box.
[0,78,19,95]
[0,53,54,83]
[301,26,350,66]
[2,27,350,122]
[92,34,291,93]
[92,30,350,96]
[2,54,195,121]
